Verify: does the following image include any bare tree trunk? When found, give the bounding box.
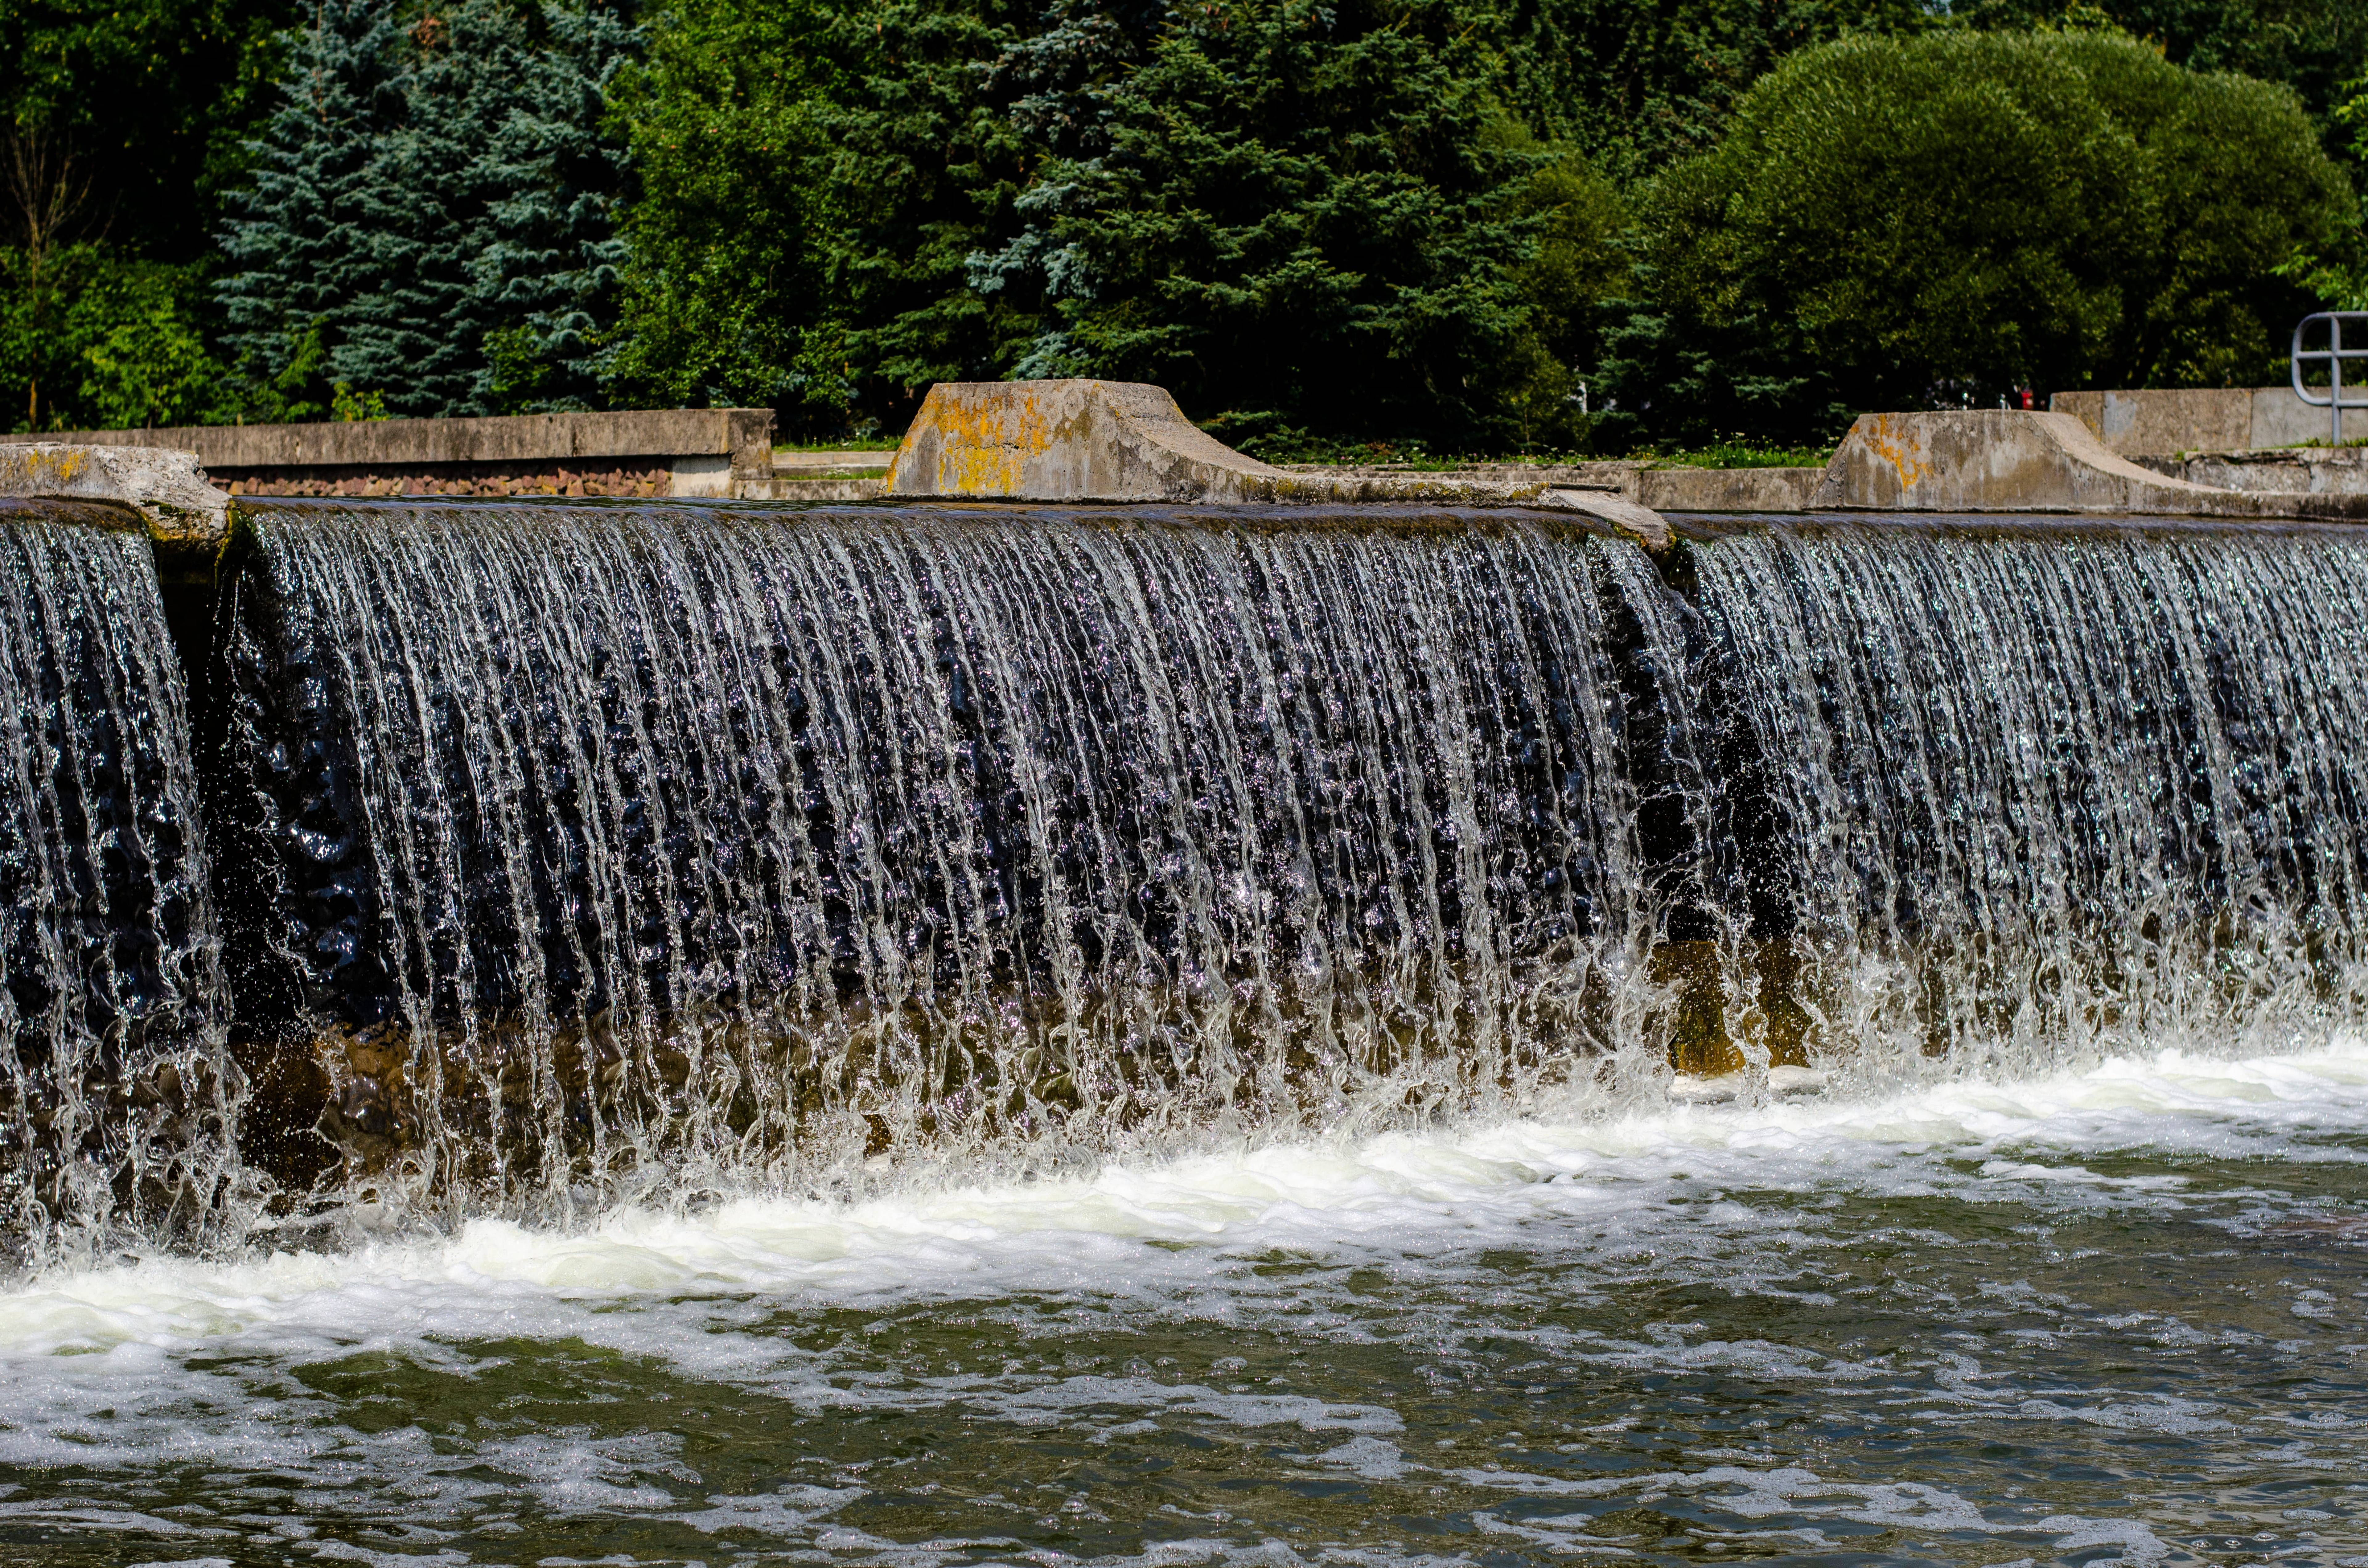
[4,121,99,432]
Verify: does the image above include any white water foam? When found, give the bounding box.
[2,1035,2362,1365]
[1,1039,2365,1565]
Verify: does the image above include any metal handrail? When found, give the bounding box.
[2293,312,2368,444]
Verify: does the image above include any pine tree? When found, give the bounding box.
[216,0,406,421]
[972,0,1558,446]
[217,0,634,420]
[476,1,635,411]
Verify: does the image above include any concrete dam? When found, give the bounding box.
[6,384,2368,1265]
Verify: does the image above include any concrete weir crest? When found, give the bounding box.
[0,442,230,547]
[886,378,1676,547]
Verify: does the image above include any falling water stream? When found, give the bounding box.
[0,499,241,1264]
[0,497,2364,1565]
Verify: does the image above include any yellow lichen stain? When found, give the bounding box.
[5,447,91,487]
[920,383,1066,495]
[1861,412,1930,495]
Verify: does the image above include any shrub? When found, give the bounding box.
[1603,29,2357,446]
[0,244,225,431]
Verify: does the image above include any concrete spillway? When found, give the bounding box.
[5,387,2368,1262]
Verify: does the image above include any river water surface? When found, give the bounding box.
[1,1039,2362,1568]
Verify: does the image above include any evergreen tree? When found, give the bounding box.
[971,0,1568,446]
[477,1,635,411]
[215,0,405,420]
[218,0,633,420]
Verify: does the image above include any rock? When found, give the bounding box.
[1541,488,1672,551]
[0,443,231,547]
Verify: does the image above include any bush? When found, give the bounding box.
[0,244,226,431]
[1603,29,2358,447]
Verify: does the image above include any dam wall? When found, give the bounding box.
[2050,384,2332,455]
[7,385,2368,1260]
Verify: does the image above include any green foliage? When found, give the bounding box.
[820,0,1038,415]
[1500,0,1939,182]
[0,243,226,430]
[2282,70,2368,306]
[218,0,634,420]
[602,0,847,417]
[1601,30,2357,447]
[606,0,1042,432]
[1952,0,2364,148]
[0,0,299,266]
[965,0,1606,446]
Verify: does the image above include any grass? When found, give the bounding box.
[1636,441,1833,469]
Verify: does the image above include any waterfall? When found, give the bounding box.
[0,500,238,1263]
[220,501,1708,1214]
[184,501,2368,1226]
[1687,518,2368,1077]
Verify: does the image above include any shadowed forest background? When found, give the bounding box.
[3,0,2364,454]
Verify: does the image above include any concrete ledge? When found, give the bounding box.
[2050,386,2333,456]
[0,443,228,547]
[1637,466,1823,512]
[2138,447,2368,495]
[1,408,777,496]
[738,477,890,502]
[886,379,1673,545]
[1812,411,2368,519]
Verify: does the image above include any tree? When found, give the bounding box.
[606,0,1036,433]
[218,0,634,420]
[1954,0,2364,154]
[2283,68,2367,308]
[969,0,1584,447]
[1600,29,2356,447]
[1501,0,1938,184]
[602,0,848,418]
[0,244,225,431]
[0,0,299,268]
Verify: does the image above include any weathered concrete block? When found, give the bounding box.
[2050,386,2333,456]
[2052,388,2251,457]
[2145,447,2368,494]
[1636,466,1824,512]
[1813,410,2368,519]
[887,379,1300,502]
[2251,385,2345,449]
[0,443,228,547]
[885,379,1673,544]
[1,408,777,497]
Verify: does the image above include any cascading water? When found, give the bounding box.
[0,499,239,1264]
[217,501,1708,1215]
[208,500,2368,1228]
[1687,518,2368,1074]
